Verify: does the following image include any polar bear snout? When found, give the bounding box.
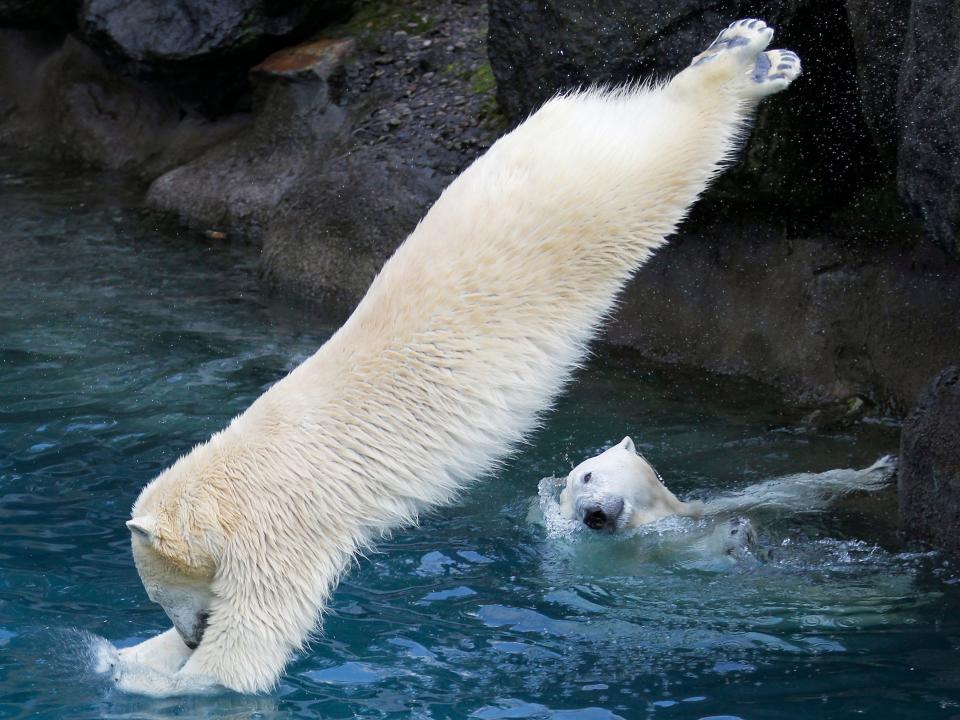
[147,582,213,651]
[578,496,625,531]
[182,610,210,650]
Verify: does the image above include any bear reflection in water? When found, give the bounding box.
[535,437,896,570]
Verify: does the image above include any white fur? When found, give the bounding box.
[559,437,703,528]
[118,20,800,695]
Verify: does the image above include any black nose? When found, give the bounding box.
[583,507,608,530]
[182,611,210,650]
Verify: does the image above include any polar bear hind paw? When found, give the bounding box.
[692,19,773,68]
[749,49,802,97]
[688,19,801,98]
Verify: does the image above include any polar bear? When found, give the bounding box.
[559,436,703,529]
[114,20,800,696]
[554,437,758,565]
[552,439,896,562]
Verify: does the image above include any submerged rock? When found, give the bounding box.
[899,367,960,554]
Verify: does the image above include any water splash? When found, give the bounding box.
[702,456,896,514]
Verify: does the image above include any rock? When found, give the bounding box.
[604,216,960,412]
[844,0,909,165]
[146,37,355,239]
[77,0,352,104]
[801,395,873,431]
[896,0,960,260]
[487,0,710,121]
[259,146,447,312]
[253,36,354,80]
[899,367,960,553]
[147,0,502,303]
[0,0,78,27]
[0,29,243,177]
[487,0,959,256]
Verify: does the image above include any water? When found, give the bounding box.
[1,155,958,719]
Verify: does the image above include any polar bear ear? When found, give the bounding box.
[126,516,156,544]
[618,436,636,454]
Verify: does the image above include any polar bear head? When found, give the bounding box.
[125,448,225,650]
[558,437,700,530]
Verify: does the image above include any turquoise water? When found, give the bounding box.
[1,156,958,719]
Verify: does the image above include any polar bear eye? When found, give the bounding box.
[582,472,592,483]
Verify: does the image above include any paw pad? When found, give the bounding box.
[692,18,774,68]
[752,49,802,88]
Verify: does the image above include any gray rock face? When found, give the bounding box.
[604,218,960,413]
[488,0,960,258]
[844,0,909,165]
[0,29,242,177]
[899,367,960,553]
[896,0,960,260]
[77,0,352,102]
[146,38,356,239]
[487,0,716,120]
[259,147,446,313]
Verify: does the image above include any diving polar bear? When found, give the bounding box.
[114,20,801,695]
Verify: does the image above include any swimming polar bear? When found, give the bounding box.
[554,437,756,564]
[112,20,800,696]
[550,438,895,564]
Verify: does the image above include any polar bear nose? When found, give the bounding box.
[581,497,624,531]
[584,508,609,529]
[183,611,210,650]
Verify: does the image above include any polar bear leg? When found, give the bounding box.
[105,627,212,697]
[117,627,192,675]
